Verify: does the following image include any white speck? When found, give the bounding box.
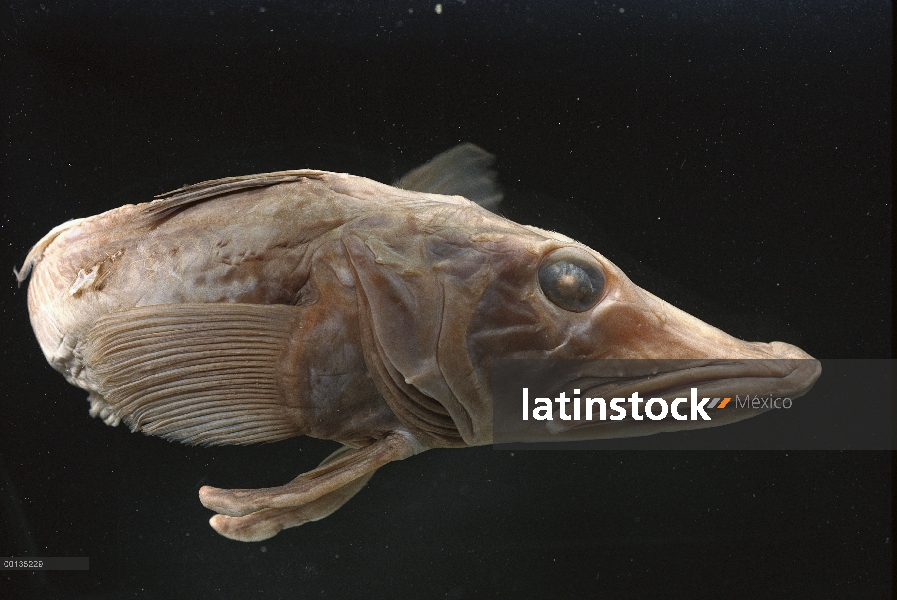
[259,6,266,13]
[619,7,625,13]
[435,4,442,14]
[69,265,99,296]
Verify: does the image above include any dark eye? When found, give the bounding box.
[537,249,605,312]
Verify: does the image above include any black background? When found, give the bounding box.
[1,1,891,598]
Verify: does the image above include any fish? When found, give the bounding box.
[16,143,821,542]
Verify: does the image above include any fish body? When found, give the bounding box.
[18,144,820,541]
[23,172,410,446]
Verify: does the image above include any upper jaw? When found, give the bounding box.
[567,356,821,405]
[569,281,822,402]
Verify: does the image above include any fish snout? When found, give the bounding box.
[627,288,812,362]
[749,341,823,400]
[730,340,821,399]
[583,285,822,402]
[763,340,815,360]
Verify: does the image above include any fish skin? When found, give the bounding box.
[17,145,820,540]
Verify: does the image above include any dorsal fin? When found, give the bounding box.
[138,143,503,224]
[394,143,503,210]
[141,170,330,221]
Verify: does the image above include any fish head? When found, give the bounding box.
[470,224,822,441]
[346,200,820,446]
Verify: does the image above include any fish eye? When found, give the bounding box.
[537,249,605,312]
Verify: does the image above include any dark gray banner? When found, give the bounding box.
[1,557,89,570]
[492,359,892,450]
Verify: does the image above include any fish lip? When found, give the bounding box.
[572,358,823,404]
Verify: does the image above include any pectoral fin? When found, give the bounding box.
[84,302,304,445]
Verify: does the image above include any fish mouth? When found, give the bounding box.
[574,357,821,404]
[539,354,822,438]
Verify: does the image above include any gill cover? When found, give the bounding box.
[342,209,531,448]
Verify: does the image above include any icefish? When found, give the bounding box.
[17,144,820,541]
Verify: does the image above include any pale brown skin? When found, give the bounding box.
[18,146,820,541]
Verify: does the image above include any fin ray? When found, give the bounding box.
[85,303,303,445]
[394,143,503,209]
[141,170,329,221]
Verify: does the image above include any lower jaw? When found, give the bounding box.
[533,359,822,440]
